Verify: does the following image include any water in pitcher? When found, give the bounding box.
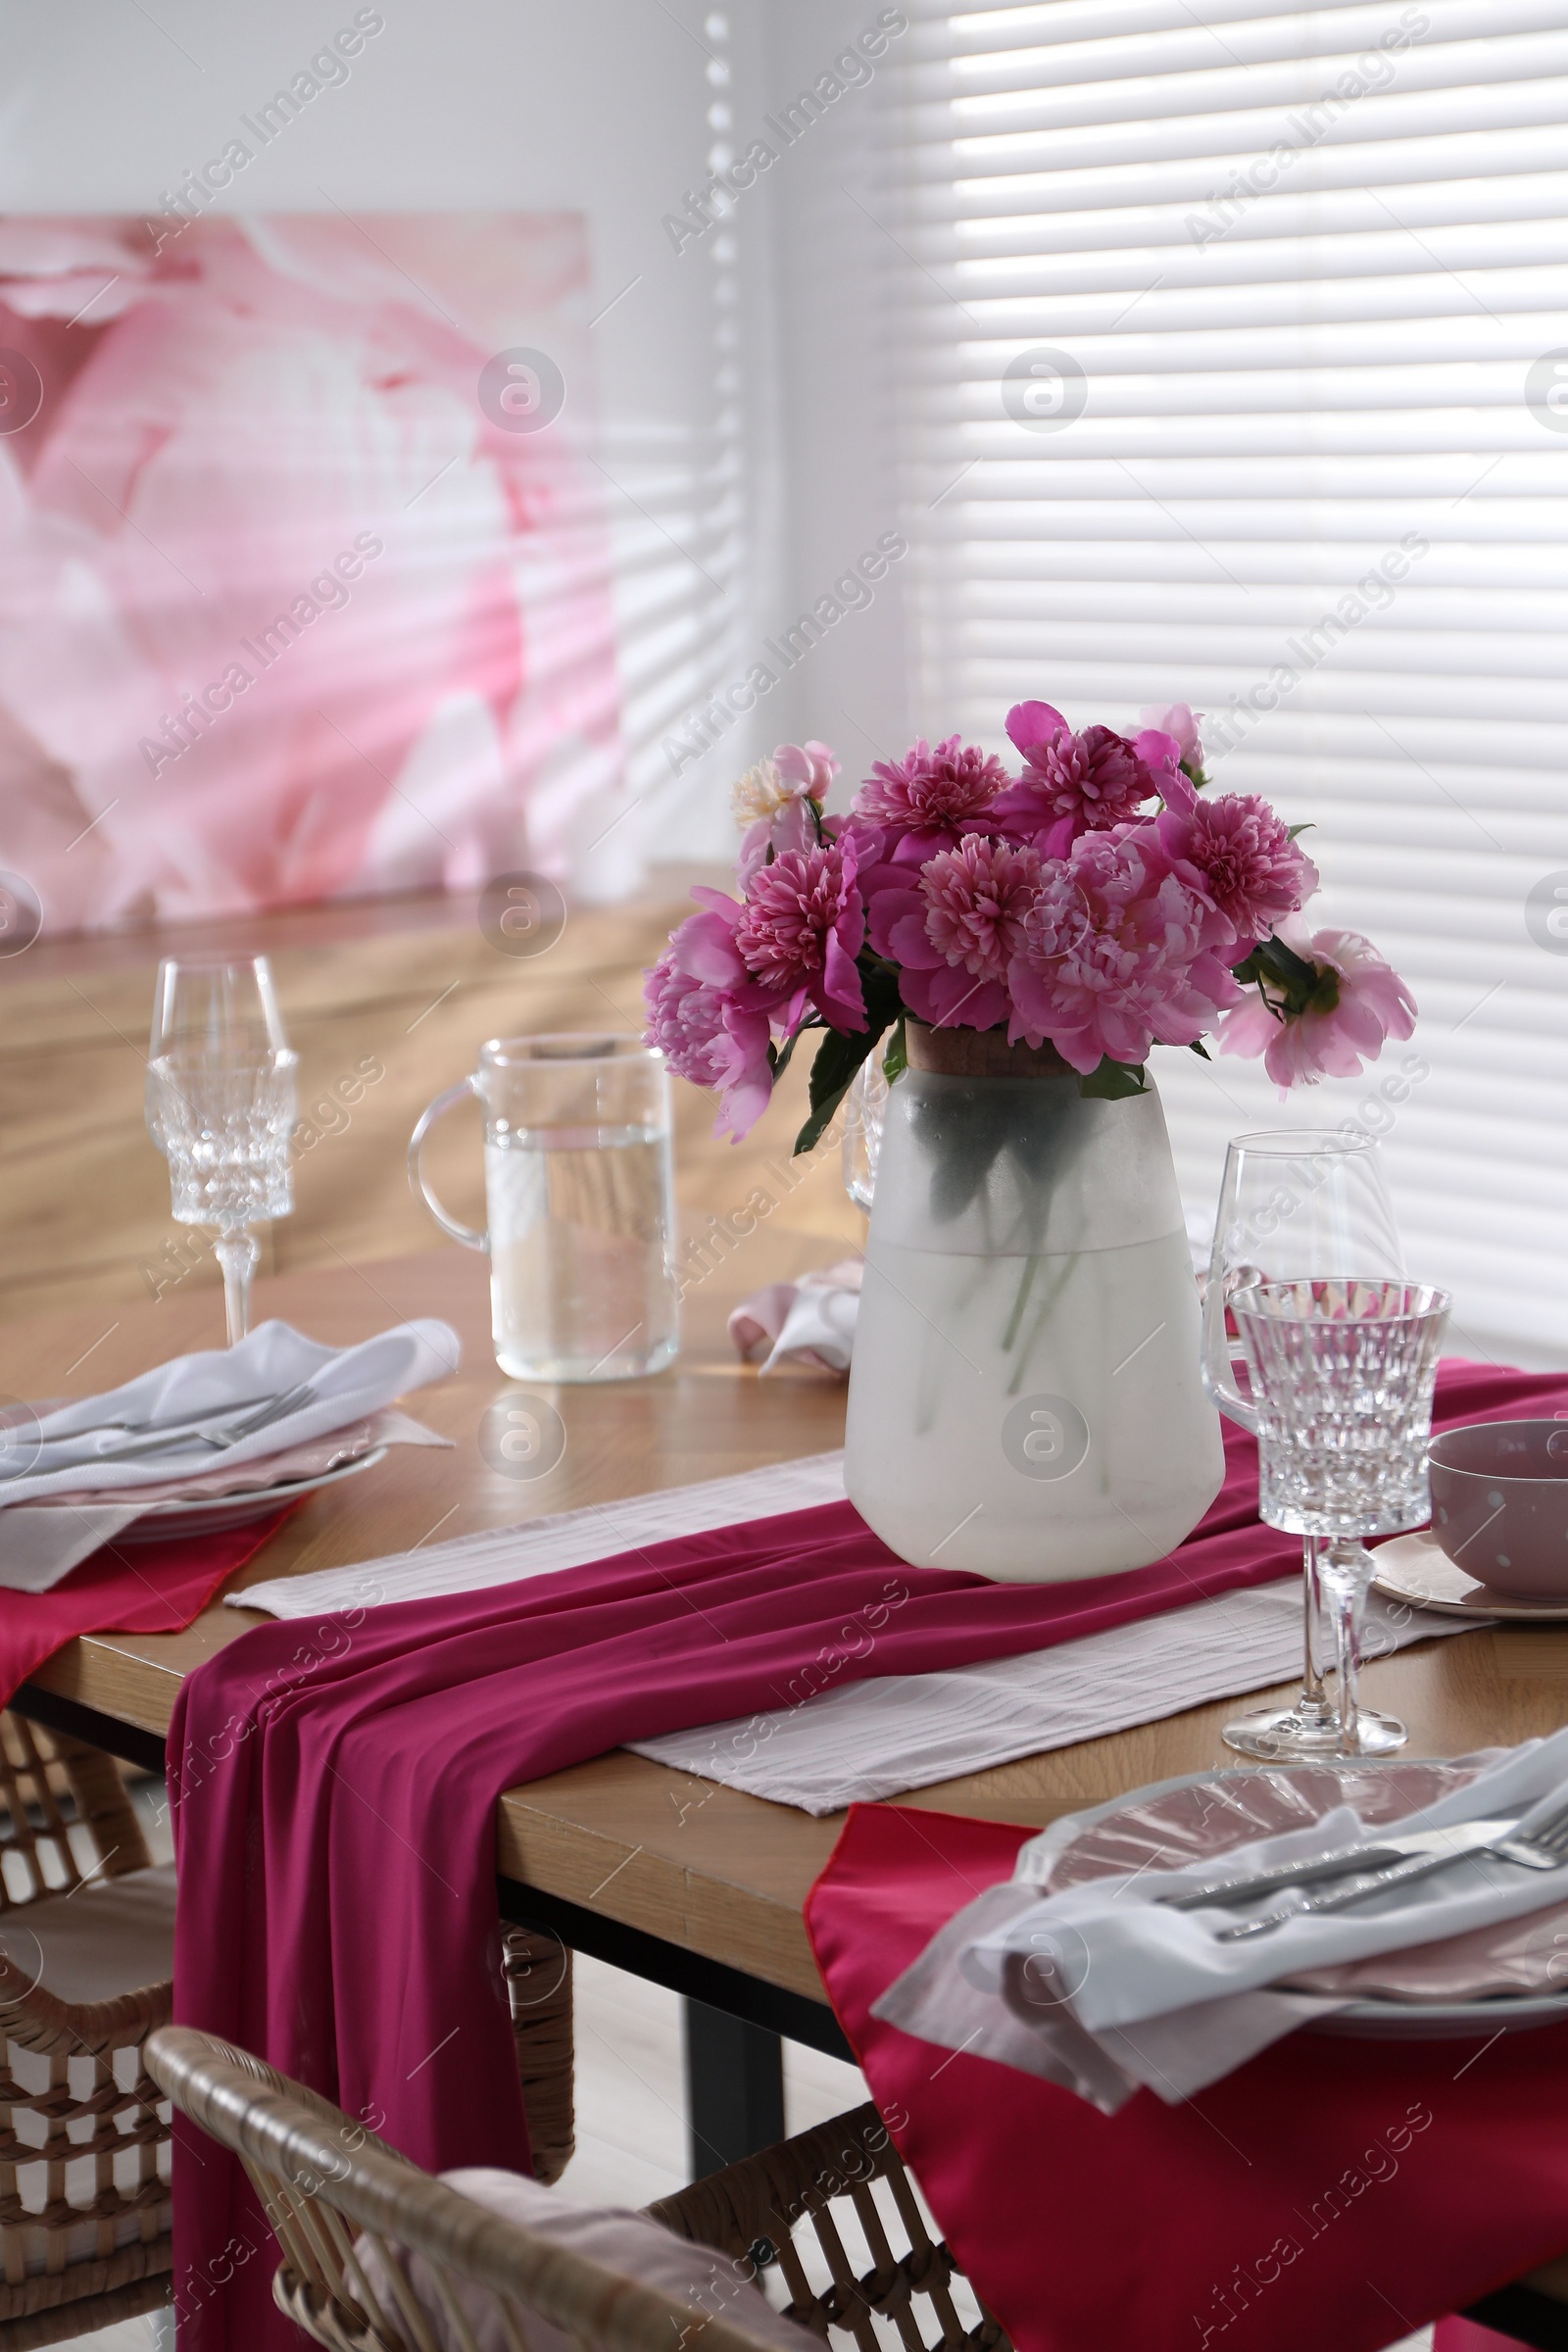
[845,1225,1224,1580]
[486,1122,679,1382]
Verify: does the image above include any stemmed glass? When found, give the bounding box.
[145,957,298,1345]
[1228,1278,1450,1755]
[1202,1130,1407,1757]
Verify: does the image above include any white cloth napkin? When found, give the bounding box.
[0,1320,459,1590]
[875,1728,1568,2111]
[728,1262,861,1375]
[233,1451,1475,1815]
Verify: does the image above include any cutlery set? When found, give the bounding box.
[1155,1795,1568,1941]
[25,1382,318,1470]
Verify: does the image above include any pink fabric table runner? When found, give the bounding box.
[169,1362,1568,2349]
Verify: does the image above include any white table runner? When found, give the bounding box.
[235,1455,1477,1816]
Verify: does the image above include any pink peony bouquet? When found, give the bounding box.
[644,703,1416,1152]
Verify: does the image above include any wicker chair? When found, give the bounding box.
[652,2102,1008,2352]
[147,2024,1012,2352]
[0,1721,573,2352]
[149,2024,805,2352]
[0,1710,173,2350]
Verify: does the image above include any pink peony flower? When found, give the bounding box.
[732,740,840,885]
[920,834,1042,982]
[1218,921,1416,1088]
[1133,729,1193,810]
[643,939,774,1140]
[1006,828,1241,1074]
[849,734,1010,864]
[865,833,1041,1033]
[1156,793,1319,948]
[733,840,866,1031]
[991,703,1155,855]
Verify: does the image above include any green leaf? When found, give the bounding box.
[882,1016,907,1085]
[793,1023,888,1155]
[1077,1057,1148,1100]
[1286,821,1314,840]
[1187,1039,1212,1060]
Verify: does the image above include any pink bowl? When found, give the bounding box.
[1428,1419,1568,1598]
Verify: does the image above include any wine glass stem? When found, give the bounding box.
[214,1228,260,1347]
[1320,1538,1373,1751]
[1300,1534,1328,1718]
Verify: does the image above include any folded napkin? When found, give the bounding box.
[728,1260,861,1375]
[876,1727,1568,2113]
[0,1322,458,1592]
[0,1318,456,1506]
[807,1804,1568,2352]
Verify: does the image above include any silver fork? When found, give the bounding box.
[1216,1795,1568,1942]
[84,1382,318,1463]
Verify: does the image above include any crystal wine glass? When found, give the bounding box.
[145,956,297,1345]
[1202,1129,1405,1757]
[1229,1278,1449,1755]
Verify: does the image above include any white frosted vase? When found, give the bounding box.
[844,1025,1225,1583]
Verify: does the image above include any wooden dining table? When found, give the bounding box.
[11,1245,1568,2177]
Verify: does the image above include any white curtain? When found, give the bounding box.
[879,0,1568,1358]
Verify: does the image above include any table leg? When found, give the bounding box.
[683,1998,785,2178]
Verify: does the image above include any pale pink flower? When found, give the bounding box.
[1006,829,1240,1074]
[1218,921,1417,1088]
[1139,704,1204,767]
[733,840,866,1030]
[1156,793,1319,948]
[773,739,839,798]
[732,740,838,886]
[849,734,1010,864]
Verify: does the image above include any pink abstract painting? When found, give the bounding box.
[0,213,620,933]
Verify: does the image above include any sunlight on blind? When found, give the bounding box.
[889,0,1568,1355]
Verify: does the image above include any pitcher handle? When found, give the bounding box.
[1201,1266,1259,1434]
[408,1078,488,1253]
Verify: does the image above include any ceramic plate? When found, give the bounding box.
[1370,1526,1568,1621]
[96,1446,387,1542]
[1043,1758,1568,2041]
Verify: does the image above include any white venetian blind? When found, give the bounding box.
[884,0,1568,1358]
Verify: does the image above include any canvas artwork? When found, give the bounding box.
[0,211,619,934]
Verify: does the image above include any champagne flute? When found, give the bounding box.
[145,957,297,1345]
[1202,1130,1405,1757]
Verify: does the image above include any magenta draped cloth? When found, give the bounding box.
[169,1362,1568,2349]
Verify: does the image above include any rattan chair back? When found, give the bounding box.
[147,2023,804,2352]
[651,2104,1010,2352]
[0,1713,172,2350]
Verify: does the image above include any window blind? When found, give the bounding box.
[883,0,1568,1357]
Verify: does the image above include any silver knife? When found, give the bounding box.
[1157,1818,1522,1911]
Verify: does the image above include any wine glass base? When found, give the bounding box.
[1222,1699,1408,1762]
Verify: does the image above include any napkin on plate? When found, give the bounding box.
[874,1727,1568,2113]
[728,1260,861,1376]
[0,1321,458,1592]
